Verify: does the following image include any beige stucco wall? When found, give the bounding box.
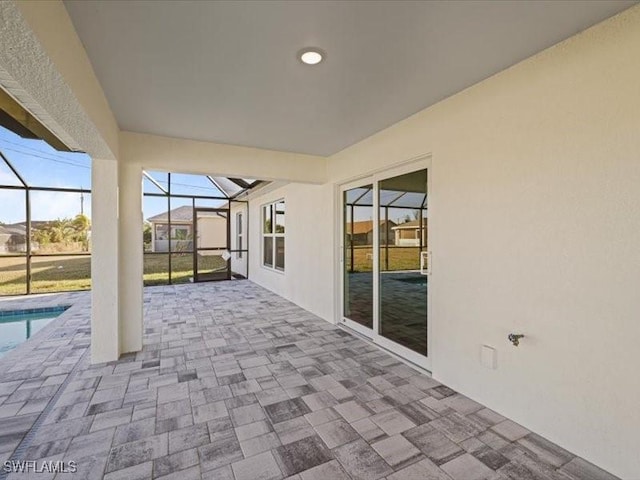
[197,216,227,249]
[251,6,640,478]
[2,0,119,159]
[120,131,328,184]
[248,182,335,323]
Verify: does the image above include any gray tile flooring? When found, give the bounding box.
[0,282,620,480]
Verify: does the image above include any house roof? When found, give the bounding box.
[346,220,396,235]
[0,223,27,235]
[147,206,226,224]
[147,206,194,223]
[8,221,54,230]
[392,219,428,230]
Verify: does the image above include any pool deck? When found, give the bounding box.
[0,282,619,480]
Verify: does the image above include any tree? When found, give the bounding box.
[142,222,153,252]
[49,219,73,244]
[32,215,91,252]
[32,227,51,246]
[143,222,152,243]
[72,214,90,235]
[72,214,91,251]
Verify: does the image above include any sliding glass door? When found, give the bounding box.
[378,169,429,357]
[343,184,375,333]
[341,161,430,368]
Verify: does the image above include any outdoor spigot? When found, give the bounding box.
[508,333,525,347]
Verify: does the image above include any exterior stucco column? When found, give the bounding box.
[91,158,120,363]
[118,162,144,354]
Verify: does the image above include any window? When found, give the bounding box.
[237,212,243,259]
[262,200,285,271]
[171,227,189,239]
[155,224,169,240]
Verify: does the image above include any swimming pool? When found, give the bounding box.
[0,306,70,358]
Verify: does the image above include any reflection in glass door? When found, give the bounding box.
[378,169,428,355]
[341,164,430,366]
[343,184,374,330]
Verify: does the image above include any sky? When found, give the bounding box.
[0,126,91,224]
[0,125,231,225]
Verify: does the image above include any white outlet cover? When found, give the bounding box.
[481,345,497,369]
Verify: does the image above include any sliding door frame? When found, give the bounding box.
[340,176,376,339]
[338,156,432,371]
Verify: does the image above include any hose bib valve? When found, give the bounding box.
[508,333,525,347]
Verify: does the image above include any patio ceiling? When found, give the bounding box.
[63,1,636,156]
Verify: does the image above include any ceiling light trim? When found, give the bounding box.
[298,47,326,65]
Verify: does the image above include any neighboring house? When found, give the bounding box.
[0,223,28,253]
[345,220,396,246]
[146,205,227,253]
[7,221,56,252]
[391,218,428,246]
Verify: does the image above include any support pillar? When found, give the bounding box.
[119,162,144,354]
[91,158,119,363]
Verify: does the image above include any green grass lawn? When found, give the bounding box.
[0,256,90,295]
[346,245,423,272]
[0,245,416,296]
[143,254,227,286]
[0,253,227,295]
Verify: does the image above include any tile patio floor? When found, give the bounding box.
[0,282,619,480]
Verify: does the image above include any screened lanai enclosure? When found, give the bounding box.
[0,123,264,295]
[143,172,261,285]
[0,126,92,295]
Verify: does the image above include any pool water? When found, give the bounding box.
[0,306,69,358]
[394,275,428,286]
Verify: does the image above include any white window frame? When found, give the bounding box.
[170,226,189,238]
[262,199,285,272]
[236,212,243,259]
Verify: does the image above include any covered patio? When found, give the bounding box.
[0,282,615,480]
[1,1,640,478]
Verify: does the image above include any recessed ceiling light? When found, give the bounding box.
[298,48,325,65]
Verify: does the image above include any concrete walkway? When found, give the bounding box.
[0,282,618,480]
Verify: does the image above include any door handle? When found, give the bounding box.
[420,251,431,275]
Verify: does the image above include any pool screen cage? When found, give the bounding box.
[0,133,263,295]
[142,171,261,286]
[0,146,92,295]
